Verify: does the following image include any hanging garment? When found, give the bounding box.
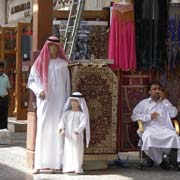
[108,3,137,71]
[167,3,180,70]
[89,25,109,59]
[134,0,168,69]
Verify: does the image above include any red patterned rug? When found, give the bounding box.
[70,65,118,154]
[118,71,155,152]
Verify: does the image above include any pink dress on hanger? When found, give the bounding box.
[108,3,136,71]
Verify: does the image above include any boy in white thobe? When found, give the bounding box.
[131,82,180,170]
[58,92,90,174]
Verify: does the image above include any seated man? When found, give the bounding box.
[131,81,180,170]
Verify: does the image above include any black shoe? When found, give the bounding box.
[160,160,170,170]
[146,158,154,167]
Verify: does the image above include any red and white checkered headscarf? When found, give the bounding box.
[33,36,69,91]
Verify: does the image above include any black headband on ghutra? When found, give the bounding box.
[48,38,59,43]
[70,94,84,98]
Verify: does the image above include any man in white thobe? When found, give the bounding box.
[28,36,70,174]
[131,82,180,170]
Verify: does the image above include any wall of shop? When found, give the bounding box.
[0,0,6,25]
[0,0,111,25]
[85,0,111,10]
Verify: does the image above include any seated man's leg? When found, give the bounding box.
[176,149,180,170]
[162,148,171,155]
[145,147,170,170]
[142,128,180,170]
[146,157,155,167]
[177,149,180,163]
[145,147,163,164]
[168,149,178,167]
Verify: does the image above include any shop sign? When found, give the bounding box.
[7,0,32,23]
[53,0,72,10]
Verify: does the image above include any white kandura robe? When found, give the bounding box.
[131,97,180,164]
[28,58,70,169]
[59,110,86,173]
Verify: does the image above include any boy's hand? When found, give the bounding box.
[74,131,79,135]
[59,129,64,134]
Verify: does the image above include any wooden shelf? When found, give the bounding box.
[4,50,16,54]
[0,27,16,117]
[53,9,109,20]
[0,23,32,120]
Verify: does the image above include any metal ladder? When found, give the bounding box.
[63,0,85,60]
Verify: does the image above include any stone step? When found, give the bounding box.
[83,154,118,170]
[83,160,108,170]
[8,117,27,132]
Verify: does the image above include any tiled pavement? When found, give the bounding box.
[0,133,180,180]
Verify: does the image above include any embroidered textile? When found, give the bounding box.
[108,3,136,71]
[70,65,118,153]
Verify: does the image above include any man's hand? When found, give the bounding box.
[39,90,46,100]
[151,112,159,120]
[159,90,166,101]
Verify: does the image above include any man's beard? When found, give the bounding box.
[152,93,160,101]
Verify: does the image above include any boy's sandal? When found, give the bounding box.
[32,169,40,174]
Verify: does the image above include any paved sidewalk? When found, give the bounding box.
[0,133,180,180]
